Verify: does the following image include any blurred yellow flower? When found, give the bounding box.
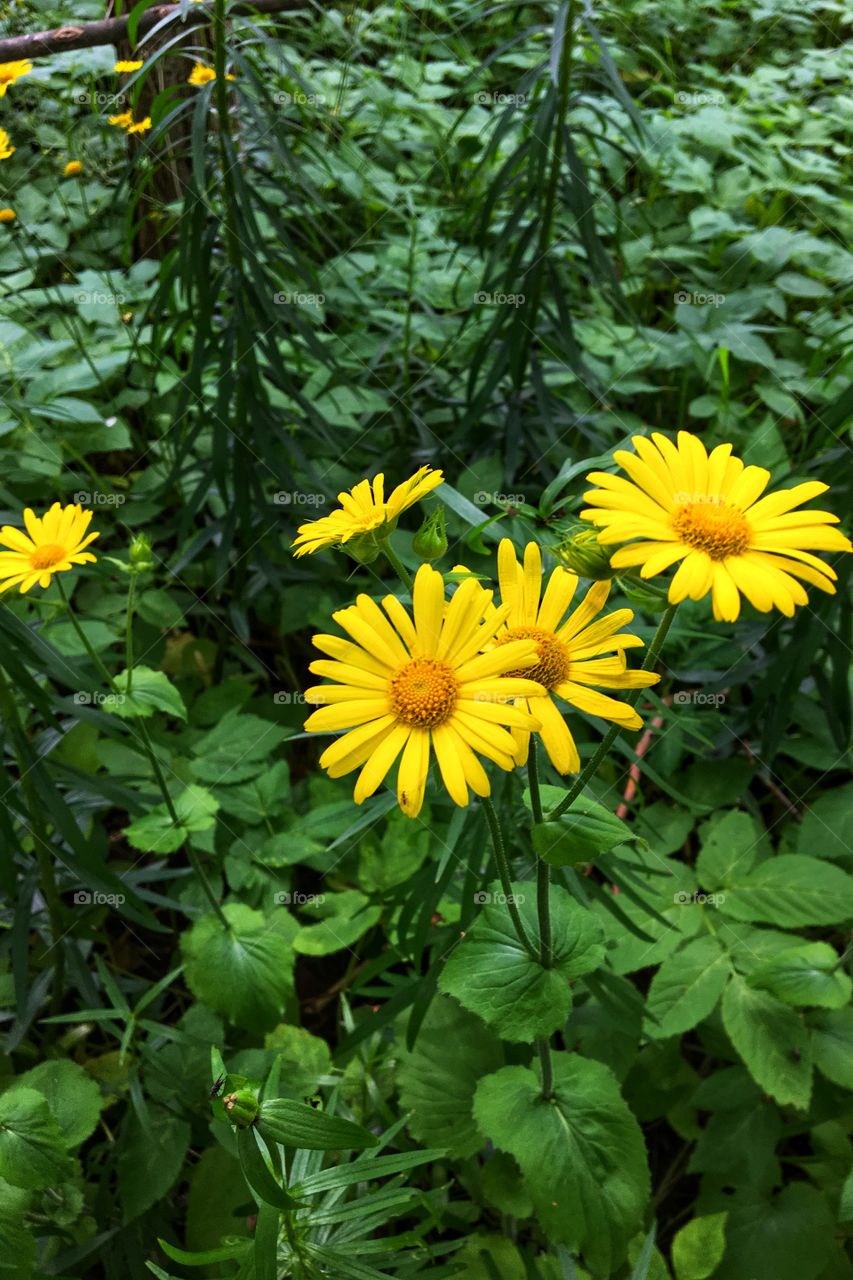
[126,116,152,135]
[188,63,216,86]
[581,431,852,622]
[305,564,545,817]
[0,59,32,97]
[292,466,444,557]
[108,111,133,127]
[64,160,83,176]
[114,60,144,73]
[0,208,15,223]
[0,503,100,593]
[0,129,15,160]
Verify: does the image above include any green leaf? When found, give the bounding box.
[8,1060,103,1147]
[473,1054,650,1274]
[292,891,382,956]
[718,1184,834,1280]
[531,787,636,865]
[182,904,297,1032]
[397,996,503,1159]
[236,1127,299,1209]
[721,976,812,1109]
[747,943,852,1009]
[359,806,432,892]
[811,1007,853,1089]
[107,667,187,720]
[124,785,219,854]
[0,1177,34,1275]
[118,1106,190,1222]
[137,588,188,629]
[438,882,604,1041]
[671,1213,727,1280]
[644,936,731,1038]
[0,1089,73,1189]
[263,1024,332,1095]
[191,711,289,784]
[255,1099,377,1151]
[720,856,853,926]
[216,761,290,825]
[696,810,759,888]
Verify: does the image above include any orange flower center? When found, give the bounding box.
[30,543,65,570]
[499,625,569,689]
[390,657,458,727]
[672,500,750,560]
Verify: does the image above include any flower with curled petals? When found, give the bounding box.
[303,564,546,817]
[484,540,659,775]
[581,431,851,622]
[292,466,444,559]
[0,503,99,593]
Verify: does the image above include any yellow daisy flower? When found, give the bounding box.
[581,431,852,622]
[0,129,15,160]
[485,540,659,774]
[0,208,15,223]
[126,116,152,135]
[188,63,216,86]
[0,60,32,97]
[108,111,133,128]
[114,60,144,73]
[292,466,444,558]
[304,564,546,817]
[63,160,83,177]
[0,503,100,594]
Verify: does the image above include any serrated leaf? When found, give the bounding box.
[118,1107,190,1222]
[811,1007,853,1089]
[720,856,853,927]
[671,1213,727,1280]
[9,1060,103,1148]
[108,667,186,720]
[124,785,219,854]
[696,810,759,888]
[721,976,812,1109]
[644,936,731,1038]
[182,904,297,1031]
[748,942,852,1008]
[0,1089,73,1190]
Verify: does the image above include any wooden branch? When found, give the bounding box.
[0,0,301,61]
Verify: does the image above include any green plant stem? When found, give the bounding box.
[548,602,678,821]
[381,541,414,594]
[125,573,136,695]
[537,1038,554,1099]
[528,739,555,1098]
[481,795,535,955]
[56,576,119,694]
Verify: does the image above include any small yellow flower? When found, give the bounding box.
[126,116,152,135]
[0,208,15,223]
[113,60,144,73]
[188,63,216,86]
[0,59,32,97]
[0,129,15,161]
[0,503,100,594]
[108,111,133,128]
[292,466,444,558]
[64,160,83,177]
[305,564,546,817]
[581,431,852,622]
[484,541,659,774]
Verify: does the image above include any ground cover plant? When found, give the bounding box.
[0,0,852,1276]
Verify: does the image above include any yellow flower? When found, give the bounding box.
[292,466,444,558]
[0,60,32,97]
[0,208,15,223]
[64,160,83,177]
[581,431,852,622]
[188,63,216,86]
[484,541,659,774]
[126,116,152,135]
[0,503,100,594]
[0,129,15,160]
[304,564,545,817]
[108,111,133,128]
[114,60,144,73]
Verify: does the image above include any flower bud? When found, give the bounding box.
[342,532,382,565]
[222,1089,259,1129]
[128,533,153,571]
[552,528,615,580]
[412,507,447,562]
[618,575,670,612]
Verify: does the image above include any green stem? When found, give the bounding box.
[547,602,678,821]
[56,576,119,694]
[125,573,137,695]
[381,541,414,594]
[528,739,555,1098]
[537,1038,554,1100]
[481,795,535,956]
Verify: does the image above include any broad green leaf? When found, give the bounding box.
[108,667,187,720]
[721,976,812,1109]
[255,1099,376,1150]
[717,1184,834,1280]
[0,1177,34,1275]
[811,1007,853,1089]
[696,810,759,888]
[292,891,382,956]
[217,761,290,825]
[263,1024,332,1096]
[481,1153,533,1218]
[671,1213,727,1280]
[455,1235,527,1280]
[397,996,503,1159]
[124,785,219,854]
[720,856,853,927]
[9,1060,103,1147]
[191,711,289,784]
[532,797,635,866]
[118,1107,190,1222]
[473,1054,650,1274]
[359,805,432,892]
[645,936,731,1038]
[182,904,297,1031]
[0,1089,73,1190]
[747,942,851,1008]
[796,784,853,863]
[438,881,604,1041]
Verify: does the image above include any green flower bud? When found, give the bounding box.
[222,1089,259,1129]
[551,528,615,580]
[129,533,153,571]
[617,575,670,612]
[342,531,382,565]
[411,507,447,562]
